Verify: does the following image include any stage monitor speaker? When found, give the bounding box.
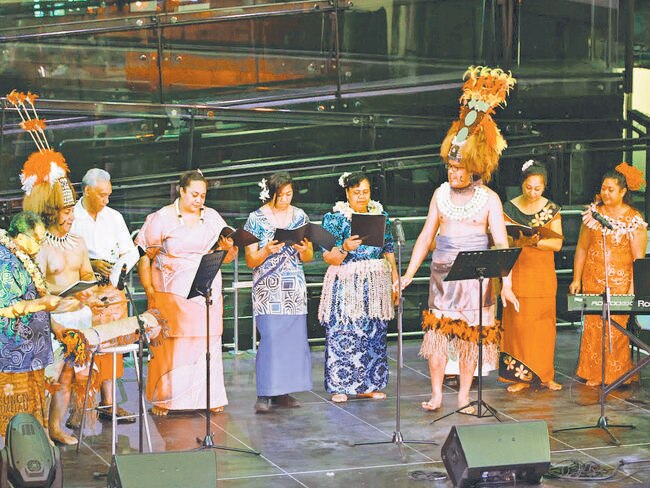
[107,450,217,488]
[441,420,550,487]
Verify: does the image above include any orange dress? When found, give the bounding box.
[576,205,647,384]
[500,200,560,385]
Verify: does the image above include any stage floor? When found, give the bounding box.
[62,328,650,487]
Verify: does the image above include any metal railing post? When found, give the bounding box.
[233,257,239,355]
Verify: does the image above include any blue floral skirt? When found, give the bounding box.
[323,318,389,394]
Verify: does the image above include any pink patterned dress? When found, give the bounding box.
[136,204,228,410]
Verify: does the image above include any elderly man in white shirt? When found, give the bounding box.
[71,168,136,424]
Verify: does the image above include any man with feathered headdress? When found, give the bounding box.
[9,90,97,444]
[8,91,162,444]
[399,67,519,413]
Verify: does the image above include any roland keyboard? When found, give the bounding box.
[567,294,650,314]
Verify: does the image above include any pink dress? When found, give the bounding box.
[136,204,228,410]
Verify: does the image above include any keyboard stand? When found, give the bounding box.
[603,317,650,393]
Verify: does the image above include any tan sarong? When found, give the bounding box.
[0,370,47,436]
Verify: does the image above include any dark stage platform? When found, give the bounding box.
[60,329,650,487]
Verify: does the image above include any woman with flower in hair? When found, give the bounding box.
[499,160,563,393]
[569,163,647,386]
[318,171,397,404]
[136,170,237,416]
[244,172,313,413]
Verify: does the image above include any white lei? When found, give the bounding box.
[582,202,647,245]
[436,182,489,221]
[332,200,384,220]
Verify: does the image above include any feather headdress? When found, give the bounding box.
[440,66,516,182]
[7,90,76,223]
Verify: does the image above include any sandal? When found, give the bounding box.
[331,394,348,403]
[357,392,386,400]
[98,404,136,423]
[211,406,225,413]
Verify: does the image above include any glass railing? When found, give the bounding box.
[0,0,633,106]
[0,98,647,349]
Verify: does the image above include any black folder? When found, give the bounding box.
[58,280,98,297]
[350,213,386,248]
[218,226,260,248]
[505,223,562,240]
[273,223,337,250]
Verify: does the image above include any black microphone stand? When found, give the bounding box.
[354,219,437,462]
[553,225,634,445]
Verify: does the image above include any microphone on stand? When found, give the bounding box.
[592,211,614,230]
[116,264,128,291]
[393,219,406,245]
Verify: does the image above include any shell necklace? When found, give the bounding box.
[175,198,205,225]
[44,230,79,250]
[437,182,488,221]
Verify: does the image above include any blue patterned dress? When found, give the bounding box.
[0,244,53,373]
[0,241,53,433]
[244,206,312,397]
[318,210,395,395]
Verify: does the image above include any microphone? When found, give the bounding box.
[592,211,614,230]
[393,219,406,245]
[116,264,128,291]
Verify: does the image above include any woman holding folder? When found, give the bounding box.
[244,172,314,413]
[500,160,563,392]
[318,171,397,404]
[136,170,237,416]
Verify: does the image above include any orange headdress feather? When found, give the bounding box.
[615,162,646,192]
[7,90,75,217]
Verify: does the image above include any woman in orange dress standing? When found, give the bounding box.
[569,163,647,386]
[499,160,563,392]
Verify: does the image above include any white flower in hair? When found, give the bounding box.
[521,160,534,172]
[258,178,270,201]
[338,172,351,188]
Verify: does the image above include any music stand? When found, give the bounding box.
[188,250,260,455]
[553,225,636,446]
[432,248,521,423]
[353,219,437,462]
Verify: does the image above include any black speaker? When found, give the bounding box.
[107,450,217,488]
[441,420,550,487]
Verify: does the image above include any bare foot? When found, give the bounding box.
[50,429,78,445]
[210,406,225,413]
[507,382,530,393]
[457,395,473,414]
[458,405,475,415]
[545,380,562,391]
[151,405,169,416]
[357,392,386,400]
[586,379,601,387]
[421,398,441,411]
[331,393,348,403]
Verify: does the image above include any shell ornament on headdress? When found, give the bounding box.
[7,90,75,214]
[440,66,516,182]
